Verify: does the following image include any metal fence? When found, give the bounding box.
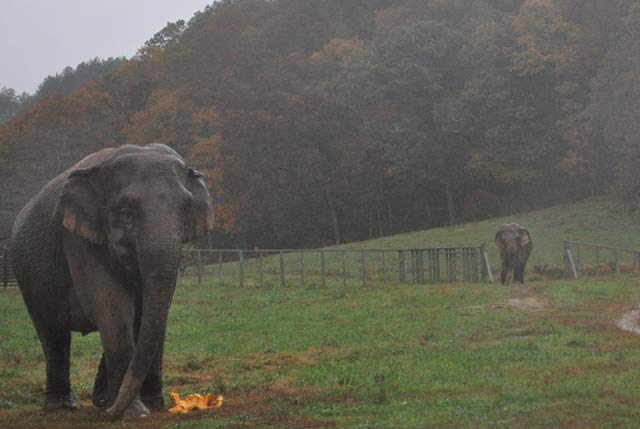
[564,240,640,278]
[1,244,17,287]
[180,244,493,287]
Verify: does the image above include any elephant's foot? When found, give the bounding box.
[44,393,78,412]
[122,397,150,419]
[92,391,109,408]
[142,393,164,411]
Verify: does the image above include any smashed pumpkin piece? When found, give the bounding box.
[168,392,224,414]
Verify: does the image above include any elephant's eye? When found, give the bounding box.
[118,208,134,226]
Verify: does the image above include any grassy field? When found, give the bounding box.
[3,274,640,428]
[186,197,640,288]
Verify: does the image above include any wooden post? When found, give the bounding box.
[563,241,578,279]
[259,252,265,288]
[382,251,387,283]
[399,251,405,283]
[280,250,286,286]
[196,250,202,284]
[576,245,582,275]
[239,250,244,287]
[428,250,434,282]
[481,243,493,283]
[472,248,479,283]
[300,251,305,285]
[342,251,347,287]
[409,250,415,283]
[434,249,440,282]
[2,246,8,288]
[361,250,367,286]
[3,246,7,288]
[218,252,224,286]
[451,251,457,282]
[462,248,469,282]
[321,251,326,288]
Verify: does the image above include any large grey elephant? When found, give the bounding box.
[495,223,532,285]
[10,144,214,419]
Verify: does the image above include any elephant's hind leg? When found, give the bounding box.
[33,319,77,412]
[16,273,76,412]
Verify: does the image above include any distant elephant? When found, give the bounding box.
[10,144,214,419]
[495,223,532,285]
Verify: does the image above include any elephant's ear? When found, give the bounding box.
[183,168,214,243]
[519,229,531,247]
[495,230,504,247]
[54,167,106,244]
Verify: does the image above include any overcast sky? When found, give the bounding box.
[1,0,213,94]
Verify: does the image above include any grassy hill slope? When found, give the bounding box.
[332,198,640,268]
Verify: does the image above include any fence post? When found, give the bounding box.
[472,248,479,282]
[342,250,347,287]
[3,246,8,288]
[321,251,326,288]
[280,250,286,286]
[481,243,493,283]
[259,252,265,288]
[361,250,367,286]
[196,250,202,284]
[382,251,387,283]
[238,250,244,287]
[428,249,434,282]
[398,251,405,283]
[462,248,469,282]
[218,252,224,286]
[563,241,578,279]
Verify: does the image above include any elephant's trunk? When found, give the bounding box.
[106,229,181,418]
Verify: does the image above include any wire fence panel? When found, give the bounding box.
[180,244,492,288]
[1,244,17,288]
[563,241,640,278]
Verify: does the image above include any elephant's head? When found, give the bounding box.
[54,143,214,418]
[495,223,531,261]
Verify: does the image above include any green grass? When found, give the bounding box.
[3,274,640,428]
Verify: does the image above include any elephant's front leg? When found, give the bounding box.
[514,263,525,283]
[64,239,149,418]
[500,262,510,285]
[140,336,165,411]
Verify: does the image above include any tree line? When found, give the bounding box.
[1,0,639,248]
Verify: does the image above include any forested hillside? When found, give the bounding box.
[1,0,639,248]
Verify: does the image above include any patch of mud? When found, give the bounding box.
[493,297,545,311]
[617,308,640,335]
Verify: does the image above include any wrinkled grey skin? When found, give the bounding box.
[10,144,214,419]
[495,223,532,285]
